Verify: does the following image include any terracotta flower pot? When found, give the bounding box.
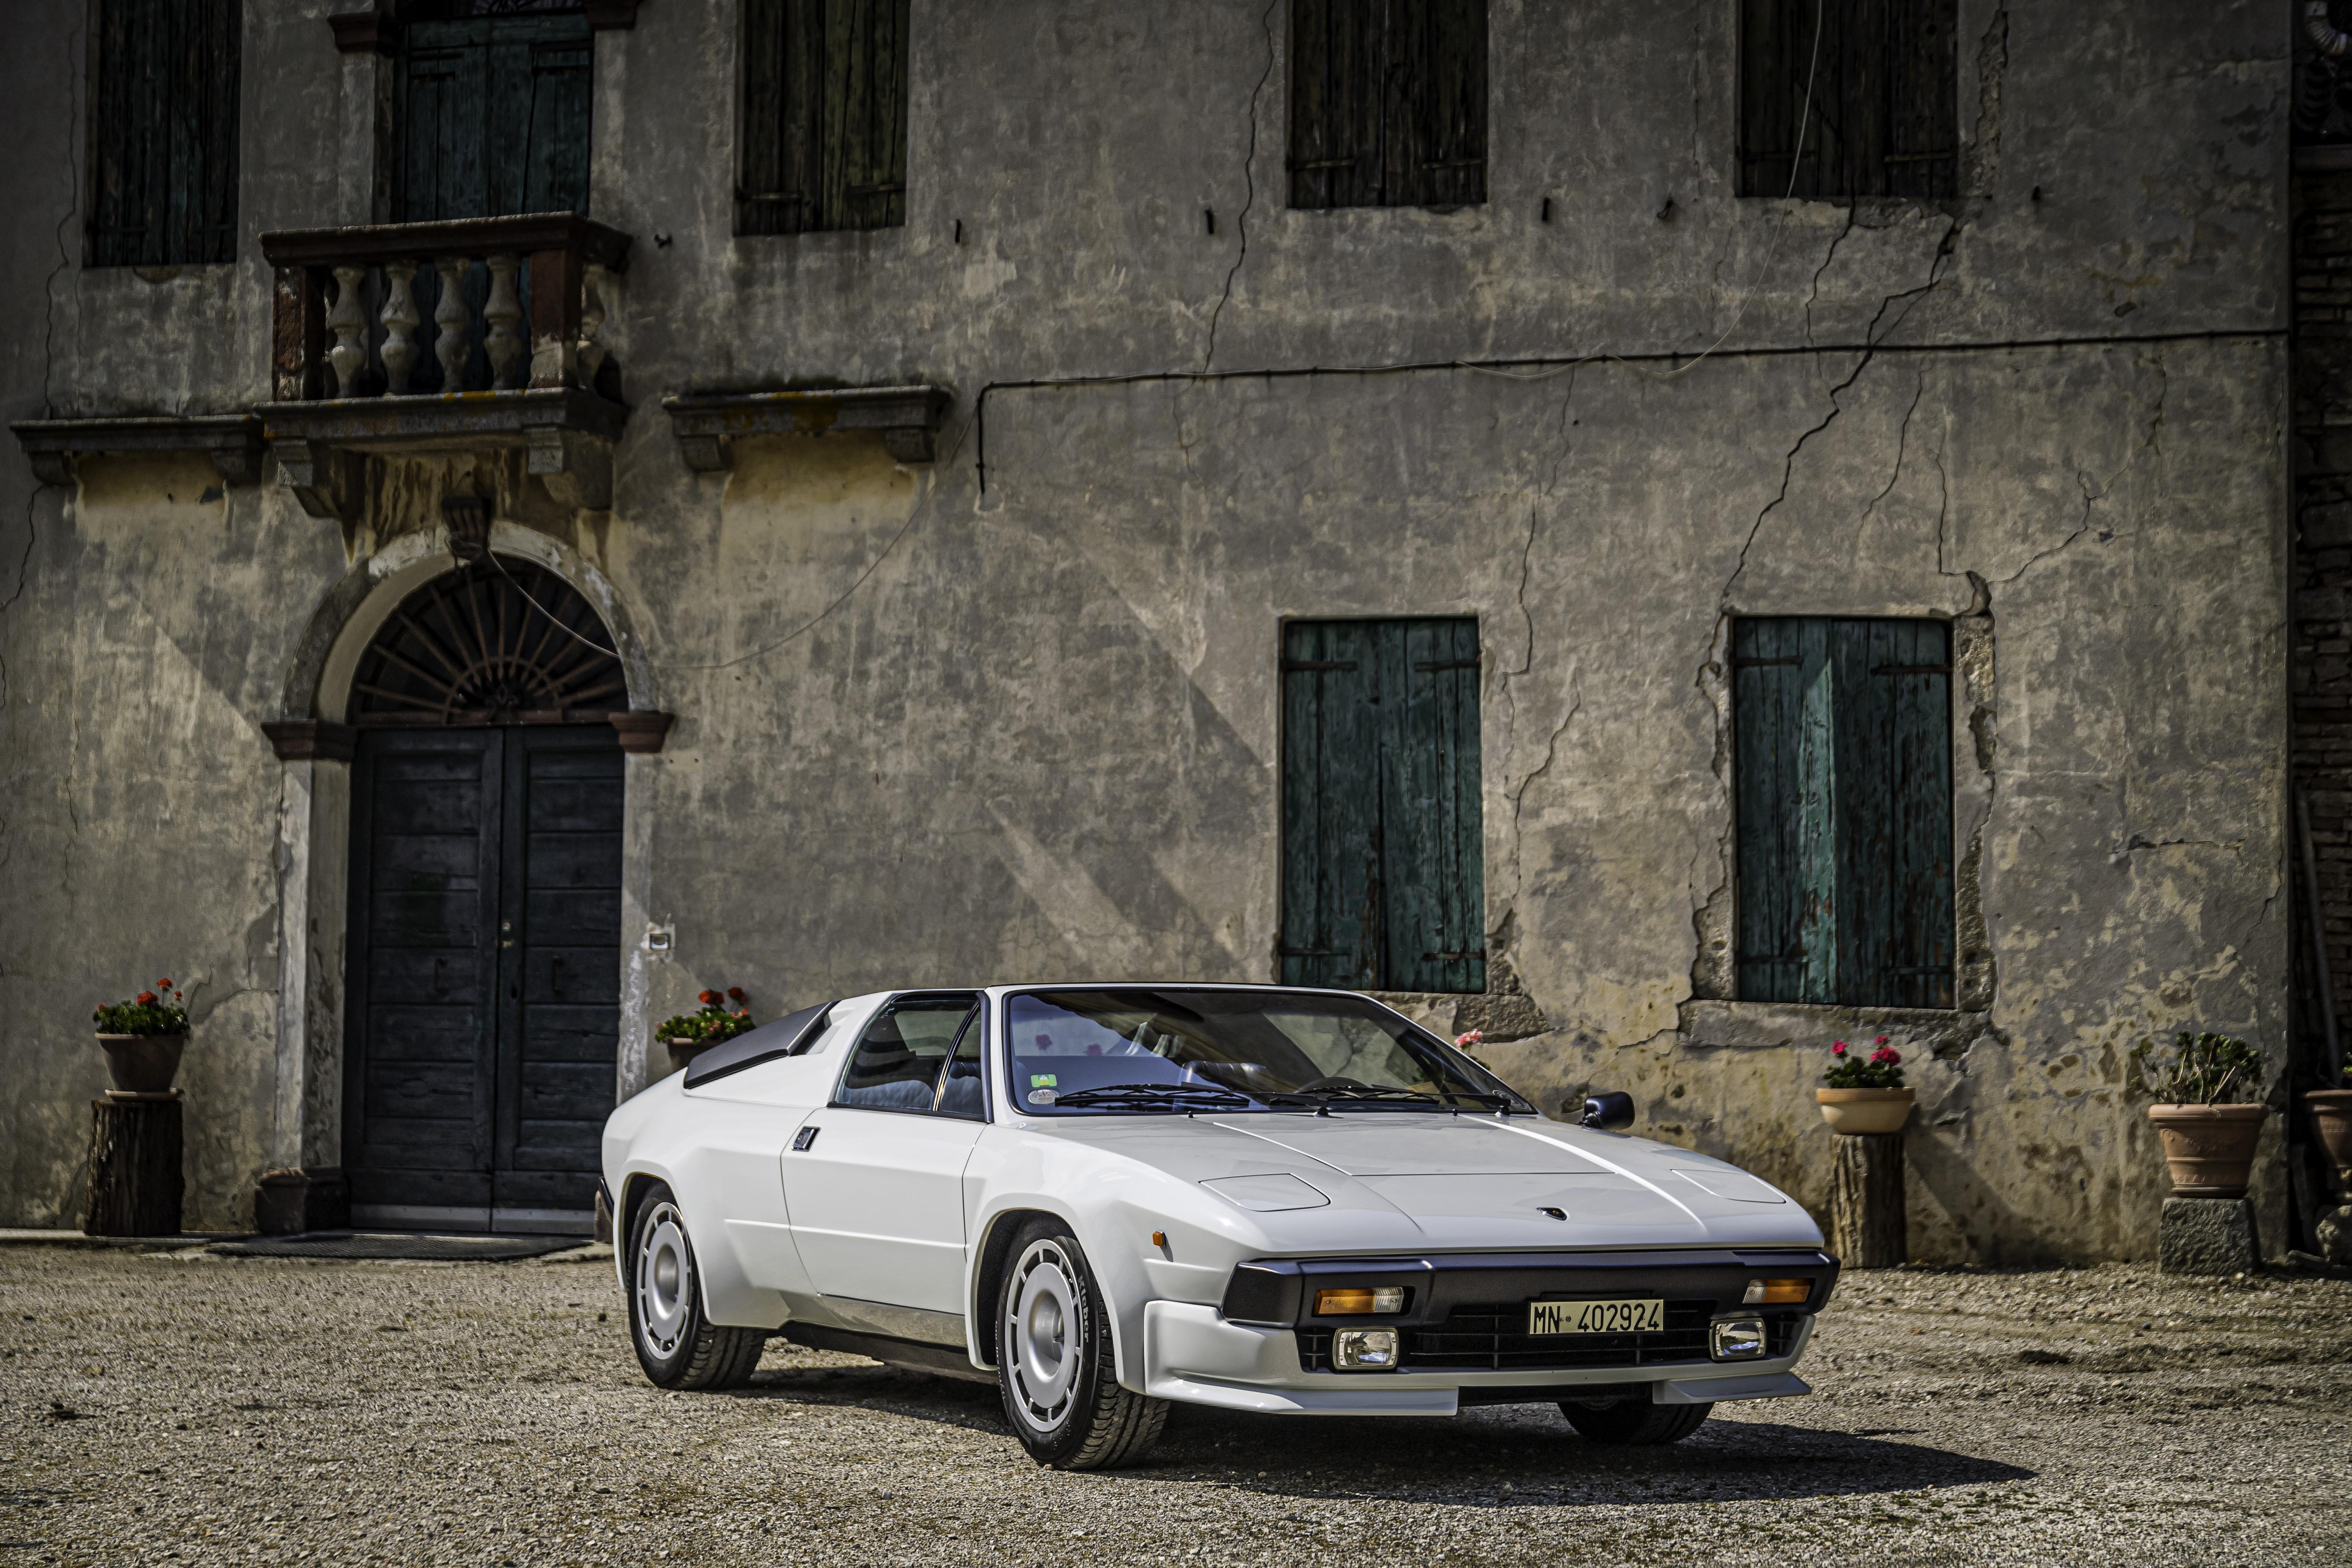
[664,1037,710,1077]
[2147,1103,2268,1198]
[2305,1089,2352,1196]
[95,1033,186,1096]
[1816,1087,1915,1135]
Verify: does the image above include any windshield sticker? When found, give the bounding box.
[1030,1074,1058,1087]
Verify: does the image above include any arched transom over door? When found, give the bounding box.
[344,558,625,1235]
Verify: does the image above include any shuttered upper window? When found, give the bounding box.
[1288,0,1487,211]
[738,0,911,236]
[1733,618,1955,1008]
[88,0,242,267]
[394,5,593,222]
[1738,0,1957,201]
[1281,619,1485,995]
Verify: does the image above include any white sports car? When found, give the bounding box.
[602,984,1838,1469]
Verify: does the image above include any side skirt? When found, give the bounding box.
[781,1323,997,1386]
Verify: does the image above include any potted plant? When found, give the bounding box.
[1816,1037,1914,1135]
[656,987,757,1076]
[2134,1031,2268,1198]
[91,977,188,1097]
[2308,1083,2352,1197]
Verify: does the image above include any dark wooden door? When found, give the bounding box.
[346,726,622,1230]
[395,11,593,223]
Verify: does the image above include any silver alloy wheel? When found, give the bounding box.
[1004,1238,1083,1432]
[636,1201,693,1359]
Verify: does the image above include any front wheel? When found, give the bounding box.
[996,1220,1167,1470]
[1558,1396,1713,1445]
[626,1181,765,1390]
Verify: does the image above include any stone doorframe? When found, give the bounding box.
[256,519,662,1232]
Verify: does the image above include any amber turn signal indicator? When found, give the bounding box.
[1742,1277,1811,1304]
[1151,1230,1167,1248]
[1314,1286,1406,1315]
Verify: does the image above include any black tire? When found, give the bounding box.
[1558,1396,1713,1446]
[996,1218,1167,1470]
[626,1181,765,1391]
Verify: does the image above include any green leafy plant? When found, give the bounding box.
[92,977,188,1037]
[657,986,756,1047]
[2130,1031,2262,1105]
[1822,1035,1907,1090]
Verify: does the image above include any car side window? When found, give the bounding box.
[833,994,980,1114]
[934,1004,988,1121]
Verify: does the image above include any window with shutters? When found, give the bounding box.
[1288,0,1486,211]
[1733,618,1955,1008]
[393,1,593,223]
[87,0,242,267]
[1281,619,1486,995]
[1738,0,1957,201]
[737,0,911,236]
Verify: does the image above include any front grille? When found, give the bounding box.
[1296,1303,1805,1373]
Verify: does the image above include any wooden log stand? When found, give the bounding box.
[84,1093,184,1237]
[1830,1131,1908,1267]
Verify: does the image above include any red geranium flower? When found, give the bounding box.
[1870,1046,1902,1066]
[136,991,157,1005]
[1832,1040,1847,1056]
[697,989,719,1005]
[1875,1036,1888,1045]
[727,987,746,1002]
[158,978,173,989]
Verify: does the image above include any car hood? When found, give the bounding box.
[1032,1113,1823,1251]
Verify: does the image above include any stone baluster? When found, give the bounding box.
[433,258,471,392]
[379,259,421,394]
[484,254,526,391]
[576,264,611,388]
[325,264,369,399]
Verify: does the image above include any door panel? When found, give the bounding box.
[494,730,623,1209]
[783,1109,983,1315]
[345,731,502,1214]
[347,724,623,1228]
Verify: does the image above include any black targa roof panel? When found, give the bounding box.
[682,1000,838,1089]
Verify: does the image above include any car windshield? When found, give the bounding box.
[1002,988,1532,1115]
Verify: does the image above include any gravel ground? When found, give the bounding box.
[1,1246,2348,1567]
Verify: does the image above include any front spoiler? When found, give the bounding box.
[1139,1300,1815,1416]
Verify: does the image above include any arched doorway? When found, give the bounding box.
[341,555,626,1233]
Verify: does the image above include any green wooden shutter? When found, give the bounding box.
[88,0,241,267]
[397,14,591,224]
[1739,0,1955,200]
[1734,618,1952,1007]
[1288,0,1484,211]
[1282,621,1384,989]
[1283,619,1484,993]
[738,0,909,235]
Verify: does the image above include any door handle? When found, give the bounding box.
[433,956,448,998]
[791,1125,820,1152]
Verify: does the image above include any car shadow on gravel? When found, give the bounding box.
[729,1365,2033,1505]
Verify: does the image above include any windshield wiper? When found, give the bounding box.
[1048,1082,1256,1111]
[1265,1084,1517,1113]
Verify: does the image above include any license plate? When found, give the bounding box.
[1528,1298,1665,1335]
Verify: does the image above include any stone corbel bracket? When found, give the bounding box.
[662,385,952,473]
[10,414,267,489]
[261,719,358,761]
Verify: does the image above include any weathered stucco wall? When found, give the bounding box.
[0,0,2291,1251]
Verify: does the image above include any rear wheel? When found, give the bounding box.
[627,1181,765,1390]
[996,1219,1166,1470]
[1558,1396,1712,1445]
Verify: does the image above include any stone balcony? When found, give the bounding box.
[257,212,632,516]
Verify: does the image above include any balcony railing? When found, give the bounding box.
[260,213,631,404]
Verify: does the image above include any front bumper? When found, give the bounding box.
[1141,1246,1836,1416]
[1141,1301,1815,1414]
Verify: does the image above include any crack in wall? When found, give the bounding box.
[1862,368,1927,525]
[1802,204,1860,345]
[1202,0,1279,372]
[1501,365,1582,934]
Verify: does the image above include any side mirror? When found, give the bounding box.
[1579,1091,1635,1131]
